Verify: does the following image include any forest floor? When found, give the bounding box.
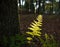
[19,14,60,47]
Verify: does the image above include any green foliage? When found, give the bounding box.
[3,35,8,47]
[39,34,58,47]
[9,34,26,47]
[2,34,27,47]
[39,33,59,47]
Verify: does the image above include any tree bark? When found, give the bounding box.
[0,0,19,35]
[0,0,19,46]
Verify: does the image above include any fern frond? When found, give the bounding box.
[26,32,33,36]
[26,15,42,37]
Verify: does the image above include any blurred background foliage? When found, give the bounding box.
[18,0,60,14]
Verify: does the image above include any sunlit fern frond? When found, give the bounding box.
[37,15,42,22]
[26,15,42,37]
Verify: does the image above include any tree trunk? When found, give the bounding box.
[0,0,19,46]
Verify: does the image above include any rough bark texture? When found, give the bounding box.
[0,0,19,47]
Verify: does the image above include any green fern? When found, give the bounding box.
[41,33,58,47]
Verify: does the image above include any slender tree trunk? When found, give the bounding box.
[43,0,45,14]
[38,0,41,14]
[59,1,60,14]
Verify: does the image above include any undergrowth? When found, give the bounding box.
[2,15,59,47]
[26,15,59,47]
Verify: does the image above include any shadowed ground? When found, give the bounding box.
[20,14,60,47]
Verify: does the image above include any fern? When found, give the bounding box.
[26,15,59,47]
[26,15,42,40]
